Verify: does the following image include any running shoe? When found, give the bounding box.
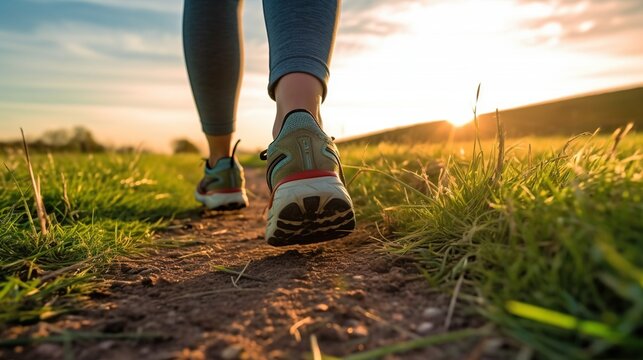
[195,140,249,210]
[261,110,355,246]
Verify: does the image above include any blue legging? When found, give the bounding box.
[183,0,339,136]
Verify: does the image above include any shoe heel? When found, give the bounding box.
[195,190,249,211]
[266,176,355,246]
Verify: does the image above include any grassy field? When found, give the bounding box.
[340,129,642,358]
[1,126,641,358]
[0,151,200,323]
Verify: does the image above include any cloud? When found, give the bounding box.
[0,0,420,76]
[0,0,186,107]
[19,22,180,60]
[27,0,182,13]
[518,0,643,55]
[0,21,188,113]
[335,0,430,55]
[0,0,180,34]
[236,0,424,58]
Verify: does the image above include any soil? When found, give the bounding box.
[1,169,487,360]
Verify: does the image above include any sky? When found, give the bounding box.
[1,0,642,152]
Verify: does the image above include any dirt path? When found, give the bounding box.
[4,169,480,360]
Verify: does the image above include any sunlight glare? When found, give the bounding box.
[324,0,643,140]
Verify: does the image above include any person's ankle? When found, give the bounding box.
[273,108,322,138]
[205,134,233,166]
[273,73,324,138]
[207,155,229,168]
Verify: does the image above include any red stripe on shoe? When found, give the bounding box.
[274,170,337,190]
[201,188,243,195]
[268,170,338,208]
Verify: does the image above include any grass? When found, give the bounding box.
[313,326,493,360]
[0,150,202,324]
[2,122,641,359]
[338,126,643,358]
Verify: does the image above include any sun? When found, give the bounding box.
[444,107,474,127]
[446,116,473,127]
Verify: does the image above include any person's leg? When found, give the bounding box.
[263,0,339,137]
[261,0,355,245]
[183,0,242,166]
[184,0,248,210]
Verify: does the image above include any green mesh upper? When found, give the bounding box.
[265,110,342,191]
[198,157,245,194]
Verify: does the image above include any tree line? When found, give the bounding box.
[1,127,201,155]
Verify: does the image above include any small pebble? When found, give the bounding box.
[422,307,442,319]
[347,324,369,337]
[347,290,366,300]
[98,340,115,350]
[345,319,360,327]
[140,276,155,287]
[268,350,287,360]
[141,275,166,287]
[352,275,364,281]
[417,322,434,334]
[221,344,244,360]
[314,304,329,312]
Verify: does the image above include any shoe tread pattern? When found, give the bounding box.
[267,196,355,246]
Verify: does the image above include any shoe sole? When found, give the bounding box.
[266,176,355,246]
[195,190,249,211]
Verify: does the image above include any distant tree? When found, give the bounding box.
[40,128,71,146]
[172,138,200,154]
[37,126,104,152]
[115,146,137,154]
[68,126,104,152]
